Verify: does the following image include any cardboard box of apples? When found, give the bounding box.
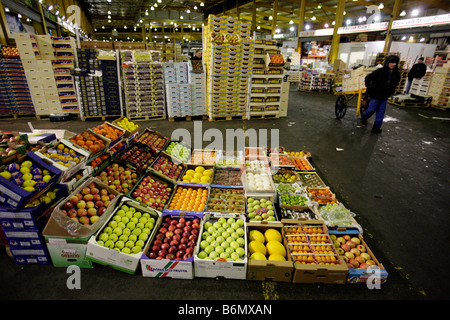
[330,233,389,285]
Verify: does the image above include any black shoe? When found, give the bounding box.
[361,117,367,125]
[371,128,382,133]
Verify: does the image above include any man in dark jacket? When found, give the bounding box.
[361,55,400,133]
[405,57,427,94]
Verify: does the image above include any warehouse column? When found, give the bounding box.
[296,0,306,55]
[383,0,402,53]
[0,1,10,45]
[328,0,345,64]
[39,1,49,35]
[251,0,257,32]
[236,0,240,20]
[271,0,278,37]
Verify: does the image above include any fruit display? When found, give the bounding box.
[167,186,208,212]
[248,228,287,261]
[60,180,117,226]
[269,154,294,168]
[110,140,127,156]
[0,159,55,193]
[245,159,269,172]
[114,117,139,134]
[317,203,361,230]
[91,123,125,146]
[279,194,309,209]
[285,150,311,159]
[120,144,156,172]
[272,170,299,183]
[130,174,174,211]
[280,208,317,220]
[136,130,168,152]
[95,203,156,254]
[207,188,245,213]
[40,142,85,169]
[284,223,341,265]
[212,168,242,186]
[147,215,200,261]
[69,130,107,155]
[89,153,110,170]
[1,46,19,57]
[216,151,243,167]
[246,197,276,221]
[307,187,337,205]
[292,157,315,171]
[165,141,191,162]
[24,185,61,208]
[269,54,284,65]
[276,182,305,194]
[298,172,326,188]
[96,162,140,194]
[197,216,246,261]
[189,150,216,165]
[150,153,185,182]
[181,166,213,184]
[244,147,265,159]
[331,234,377,269]
[0,133,27,146]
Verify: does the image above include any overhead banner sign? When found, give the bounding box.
[338,22,389,34]
[392,13,450,29]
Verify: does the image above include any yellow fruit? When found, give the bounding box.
[249,240,267,255]
[200,176,210,183]
[190,178,200,183]
[195,166,205,173]
[182,175,192,182]
[264,229,282,243]
[193,172,203,179]
[186,169,195,176]
[268,254,286,261]
[266,240,286,257]
[249,230,265,243]
[203,169,213,177]
[250,252,267,260]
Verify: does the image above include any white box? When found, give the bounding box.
[85,197,162,274]
[193,212,248,280]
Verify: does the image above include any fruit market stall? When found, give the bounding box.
[0,123,388,285]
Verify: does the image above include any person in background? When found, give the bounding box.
[191,50,202,60]
[361,55,401,134]
[285,58,291,70]
[405,57,427,94]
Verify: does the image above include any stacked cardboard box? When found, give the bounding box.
[410,71,432,96]
[204,15,254,120]
[429,66,450,109]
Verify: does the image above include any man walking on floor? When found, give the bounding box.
[361,55,401,133]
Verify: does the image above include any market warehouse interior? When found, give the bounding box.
[0,0,449,302]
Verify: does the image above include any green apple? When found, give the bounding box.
[99,233,109,242]
[119,234,128,242]
[142,228,151,235]
[116,209,126,217]
[136,222,145,230]
[215,246,224,254]
[198,251,208,259]
[121,216,130,225]
[125,240,134,248]
[221,241,230,249]
[220,252,229,259]
[206,236,215,243]
[230,252,240,260]
[135,240,145,248]
[205,245,215,254]
[105,240,115,249]
[108,221,118,229]
[226,247,235,254]
[218,217,226,224]
[138,233,148,242]
[227,218,236,224]
[236,228,245,236]
[130,217,139,224]
[235,247,245,257]
[121,247,131,254]
[230,241,240,250]
[132,228,142,236]
[133,211,142,219]
[117,222,126,229]
[204,221,213,230]
[97,240,105,247]
[226,237,234,243]
[113,215,122,223]
[202,232,211,240]
[237,219,244,226]
[109,233,118,242]
[115,240,125,249]
[200,240,209,249]
[127,222,136,230]
[222,231,230,238]
[209,251,219,259]
[237,237,245,247]
[122,228,131,236]
[131,246,141,254]
[216,236,225,243]
[113,227,122,236]
[129,234,137,242]
[144,222,154,230]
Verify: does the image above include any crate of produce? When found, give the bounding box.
[178,164,215,186]
[164,140,192,163]
[9,246,52,265]
[215,150,243,168]
[284,150,312,159]
[211,168,243,188]
[275,182,305,195]
[0,184,68,231]
[194,212,247,279]
[246,222,293,282]
[91,122,126,150]
[85,196,161,274]
[315,203,363,233]
[118,142,158,173]
[112,116,140,141]
[207,187,245,214]
[149,151,186,184]
[291,157,315,172]
[269,153,295,170]
[307,187,338,205]
[246,195,277,222]
[134,128,168,154]
[272,170,299,184]
[34,139,90,183]
[329,233,388,285]
[69,129,109,161]
[279,207,318,221]
[282,220,348,284]
[94,161,143,195]
[0,152,62,209]
[188,149,217,166]
[141,213,202,279]
[128,170,176,212]
[242,166,276,196]
[279,193,310,211]
[298,172,327,188]
[164,184,209,216]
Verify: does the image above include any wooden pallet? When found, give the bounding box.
[168,114,208,122]
[0,113,36,120]
[248,113,280,120]
[298,88,331,93]
[128,114,167,121]
[82,114,121,121]
[208,115,247,122]
[430,104,450,111]
[389,100,430,108]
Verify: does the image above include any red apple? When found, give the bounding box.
[79,216,90,225]
[69,196,79,205]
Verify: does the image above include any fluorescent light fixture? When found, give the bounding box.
[47,5,53,10]
[420,38,425,42]
[289,26,295,32]
[411,9,419,16]
[55,10,59,15]
[311,16,316,21]
[400,10,406,16]
[378,3,384,9]
[289,20,294,24]
[4,7,9,12]
[200,2,204,6]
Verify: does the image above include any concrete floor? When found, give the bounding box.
[1,85,449,301]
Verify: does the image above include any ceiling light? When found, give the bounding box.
[154,3,158,8]
[378,3,384,9]
[401,36,406,40]
[180,15,184,19]
[107,0,111,3]
[324,23,329,28]
[124,25,127,29]
[400,10,406,16]
[140,19,143,23]
[269,15,273,20]
[257,26,261,30]
[94,28,97,31]
[289,20,294,24]
[289,26,295,32]
[108,15,111,19]
[4,7,9,12]
[194,5,197,10]
[332,21,335,25]
[55,10,59,15]
[61,15,65,20]
[47,5,53,10]
[411,9,419,16]
[187,9,190,13]
[18,13,22,18]
[200,2,204,6]
[344,11,346,15]
[305,25,310,30]
[150,7,154,11]
[146,10,149,15]
[108,11,111,14]
[102,25,105,29]
[158,0,162,2]
[311,16,316,21]
[346,19,351,25]
[409,36,414,40]
[420,38,425,42]
[108,19,111,23]
[374,15,380,21]
[318,4,322,9]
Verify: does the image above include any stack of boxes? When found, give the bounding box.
[75,48,121,118]
[410,71,432,96]
[121,50,166,119]
[429,65,450,109]
[163,61,207,118]
[204,15,254,120]
[0,49,34,116]
[299,72,333,92]
[249,39,285,118]
[147,42,175,62]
